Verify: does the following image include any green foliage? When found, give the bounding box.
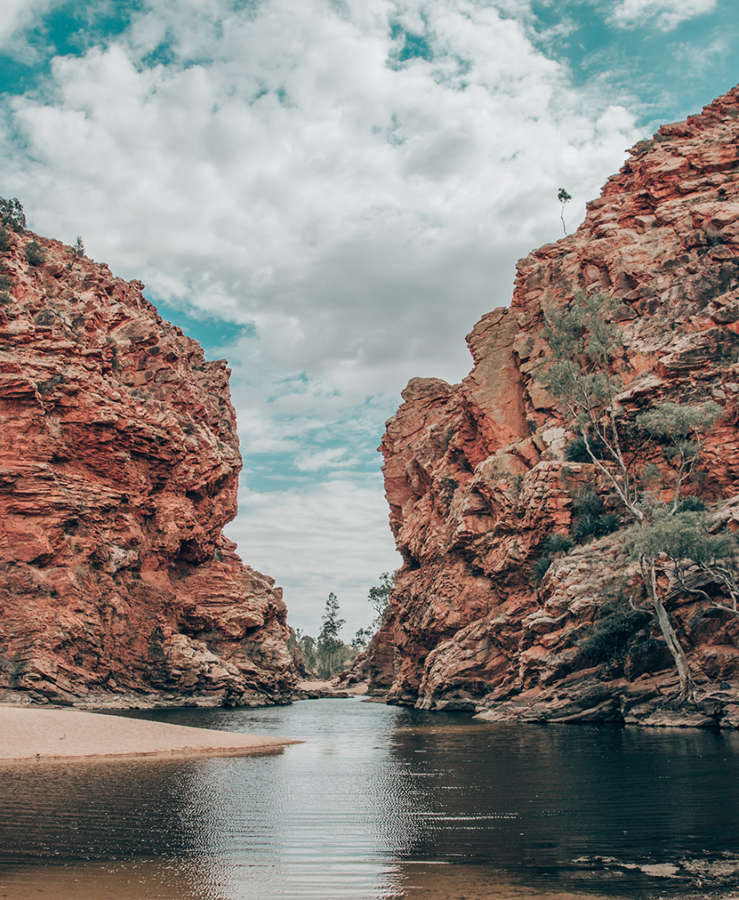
[0,292,11,305]
[0,228,10,252]
[317,592,346,678]
[627,510,737,569]
[544,532,574,555]
[572,512,620,543]
[626,510,738,614]
[637,401,722,444]
[294,629,318,673]
[24,240,45,266]
[368,571,395,627]
[73,235,85,257]
[0,274,13,292]
[532,555,553,583]
[0,197,25,232]
[541,290,731,701]
[540,291,625,436]
[564,434,606,462]
[570,487,620,543]
[676,495,706,513]
[579,604,649,665]
[439,476,458,510]
[351,626,374,651]
[638,401,722,510]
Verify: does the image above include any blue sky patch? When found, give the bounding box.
[0,2,140,96]
[153,297,255,355]
[529,0,738,127]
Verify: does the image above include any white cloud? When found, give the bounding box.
[609,0,716,30]
[0,0,644,632]
[0,0,59,52]
[295,447,351,472]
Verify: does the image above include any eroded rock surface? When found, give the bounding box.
[368,87,739,726]
[0,230,296,706]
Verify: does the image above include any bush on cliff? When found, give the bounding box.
[569,487,620,542]
[24,240,45,266]
[564,434,606,462]
[540,289,733,702]
[627,510,738,614]
[579,603,651,667]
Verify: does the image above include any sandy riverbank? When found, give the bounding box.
[0,706,300,763]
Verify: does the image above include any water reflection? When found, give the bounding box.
[384,713,739,895]
[0,699,737,899]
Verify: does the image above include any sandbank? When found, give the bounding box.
[0,706,300,763]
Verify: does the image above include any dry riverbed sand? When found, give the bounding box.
[0,706,300,762]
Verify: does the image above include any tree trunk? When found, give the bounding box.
[643,557,695,702]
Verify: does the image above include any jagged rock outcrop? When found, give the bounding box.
[368,87,739,727]
[0,229,297,706]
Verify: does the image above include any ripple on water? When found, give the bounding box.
[0,698,738,899]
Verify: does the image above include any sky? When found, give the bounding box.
[0,0,735,639]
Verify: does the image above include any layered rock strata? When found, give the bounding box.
[0,230,296,706]
[368,87,739,727]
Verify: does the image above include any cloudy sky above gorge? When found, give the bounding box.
[0,0,735,636]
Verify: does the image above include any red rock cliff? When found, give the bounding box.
[0,230,297,706]
[368,86,739,727]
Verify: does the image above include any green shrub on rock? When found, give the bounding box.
[569,487,620,543]
[24,240,45,266]
[564,434,607,462]
[579,603,651,666]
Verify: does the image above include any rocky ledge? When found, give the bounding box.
[366,87,739,727]
[0,227,297,706]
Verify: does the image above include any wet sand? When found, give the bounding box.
[0,706,300,762]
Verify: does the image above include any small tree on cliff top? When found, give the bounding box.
[539,290,734,701]
[557,187,571,235]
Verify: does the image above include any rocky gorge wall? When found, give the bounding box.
[367,86,739,728]
[0,228,296,706]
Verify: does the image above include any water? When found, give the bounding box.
[0,698,738,899]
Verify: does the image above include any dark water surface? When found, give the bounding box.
[1,698,738,899]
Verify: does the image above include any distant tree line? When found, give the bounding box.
[292,572,396,679]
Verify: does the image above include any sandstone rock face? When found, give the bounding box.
[0,230,297,706]
[368,87,739,726]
